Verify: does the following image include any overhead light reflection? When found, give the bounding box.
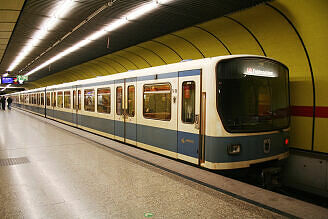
[7,0,77,72]
[24,0,174,77]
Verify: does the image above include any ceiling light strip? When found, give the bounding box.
[25,0,173,77]
[19,1,118,74]
[7,0,77,72]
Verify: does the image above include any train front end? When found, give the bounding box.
[204,56,290,170]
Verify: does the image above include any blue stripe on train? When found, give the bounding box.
[15,105,288,164]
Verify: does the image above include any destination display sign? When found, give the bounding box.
[1,76,28,84]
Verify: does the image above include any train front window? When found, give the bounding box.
[217,57,290,133]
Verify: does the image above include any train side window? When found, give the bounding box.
[41,93,45,106]
[37,93,40,105]
[33,94,36,104]
[52,92,57,107]
[46,93,50,106]
[78,90,81,110]
[127,85,135,117]
[73,90,76,109]
[64,91,71,109]
[116,86,123,115]
[143,83,171,121]
[57,91,63,108]
[182,81,195,123]
[84,89,95,112]
[97,88,111,114]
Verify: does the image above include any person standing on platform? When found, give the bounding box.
[7,96,12,110]
[1,96,6,110]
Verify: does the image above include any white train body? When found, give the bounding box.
[11,55,290,169]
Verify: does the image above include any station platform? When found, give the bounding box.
[1,109,327,218]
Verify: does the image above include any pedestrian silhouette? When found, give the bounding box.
[7,96,12,110]
[0,96,6,110]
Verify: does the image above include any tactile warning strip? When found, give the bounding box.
[0,157,30,166]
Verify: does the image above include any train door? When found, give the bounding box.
[177,69,202,165]
[73,87,81,128]
[114,80,125,141]
[50,90,56,118]
[114,78,137,144]
[125,78,137,145]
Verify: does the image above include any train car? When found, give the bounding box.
[11,55,290,170]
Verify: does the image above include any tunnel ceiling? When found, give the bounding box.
[0,0,269,85]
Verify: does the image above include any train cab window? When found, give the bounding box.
[97,88,111,114]
[116,87,123,115]
[57,91,63,108]
[182,81,195,123]
[41,93,45,106]
[127,85,135,117]
[64,91,71,109]
[46,93,51,106]
[84,89,95,112]
[143,83,171,121]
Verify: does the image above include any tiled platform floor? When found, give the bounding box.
[0,109,325,218]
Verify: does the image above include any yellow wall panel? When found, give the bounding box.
[85,61,110,76]
[0,0,25,10]
[314,118,328,153]
[0,39,9,44]
[139,40,181,64]
[272,0,328,153]
[109,53,138,71]
[97,56,127,73]
[121,49,152,69]
[154,34,203,60]
[273,0,328,106]
[175,27,229,57]
[290,116,313,150]
[0,23,15,31]
[0,11,20,22]
[96,57,121,74]
[115,50,143,69]
[0,32,11,39]
[129,43,166,66]
[198,17,263,55]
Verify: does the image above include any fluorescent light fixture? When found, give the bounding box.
[25,0,174,77]
[7,0,76,72]
[1,84,11,92]
[126,2,159,20]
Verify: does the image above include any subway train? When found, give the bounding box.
[11,55,290,170]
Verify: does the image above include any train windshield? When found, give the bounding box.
[216,57,290,133]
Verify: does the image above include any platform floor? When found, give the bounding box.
[0,109,327,218]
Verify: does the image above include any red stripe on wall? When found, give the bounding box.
[291,106,328,118]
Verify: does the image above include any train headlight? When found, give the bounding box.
[227,144,241,155]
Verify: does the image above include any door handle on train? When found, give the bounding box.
[194,114,200,130]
